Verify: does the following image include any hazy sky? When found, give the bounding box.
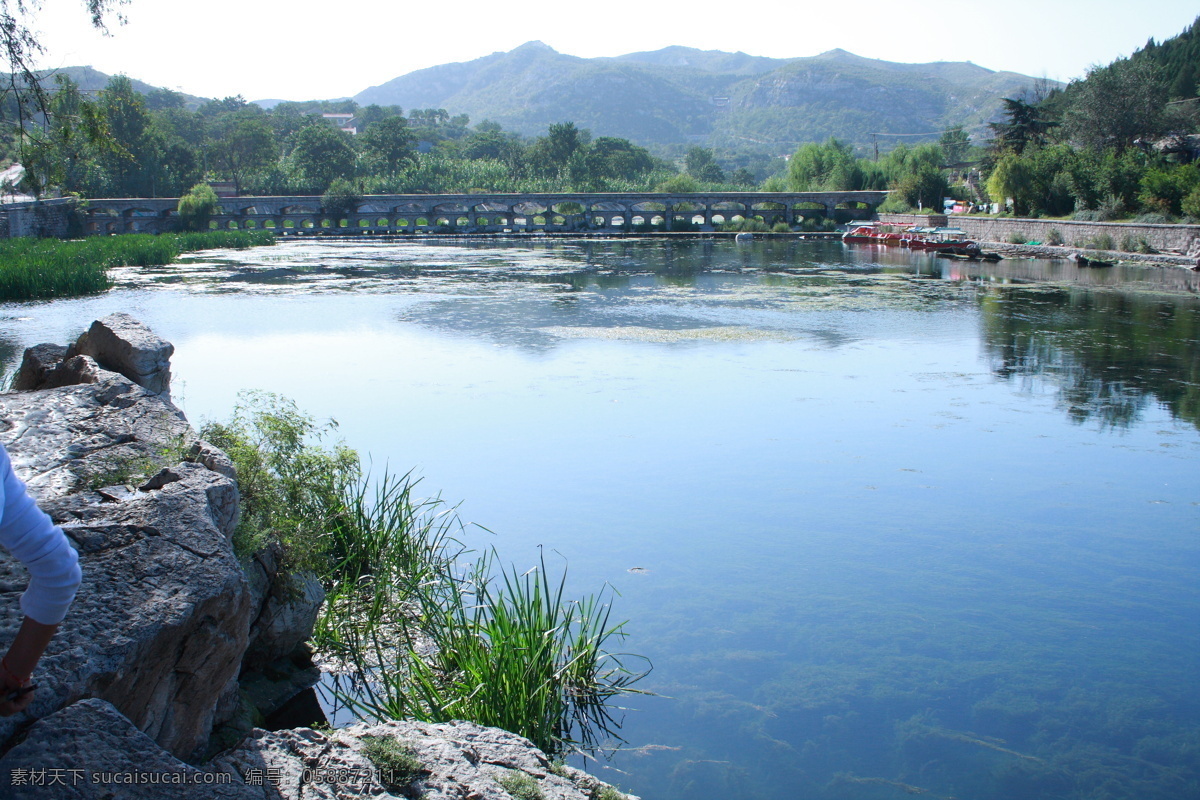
[29,0,1200,102]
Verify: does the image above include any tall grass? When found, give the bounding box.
[0,230,275,301]
[331,545,649,757]
[207,392,648,758]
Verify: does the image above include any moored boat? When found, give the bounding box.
[842,223,977,252]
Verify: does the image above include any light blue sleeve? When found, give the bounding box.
[0,443,82,625]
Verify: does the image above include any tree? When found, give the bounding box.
[939,127,972,165]
[787,138,862,191]
[528,122,582,178]
[97,74,160,196]
[210,116,277,194]
[286,124,356,192]
[1064,59,1169,153]
[684,147,725,183]
[988,97,1056,155]
[587,137,653,182]
[359,116,416,175]
[321,177,360,221]
[1,0,126,131]
[177,182,219,231]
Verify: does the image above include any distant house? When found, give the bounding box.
[322,113,358,135]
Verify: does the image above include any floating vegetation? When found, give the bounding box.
[539,325,794,343]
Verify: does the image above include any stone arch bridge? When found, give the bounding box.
[79,191,887,235]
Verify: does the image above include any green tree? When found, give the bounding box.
[684,146,725,183]
[988,97,1056,155]
[286,124,356,192]
[359,116,416,175]
[939,126,972,164]
[787,138,862,191]
[210,116,276,194]
[528,122,582,178]
[1064,59,1168,153]
[177,182,220,231]
[322,177,361,221]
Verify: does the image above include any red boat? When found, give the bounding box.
[842,223,976,252]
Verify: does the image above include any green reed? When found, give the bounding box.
[208,391,648,758]
[314,470,649,758]
[0,230,275,301]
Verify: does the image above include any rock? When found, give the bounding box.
[68,312,174,397]
[211,719,638,800]
[12,343,67,390]
[242,543,325,672]
[0,378,252,762]
[0,698,257,799]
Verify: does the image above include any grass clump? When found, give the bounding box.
[360,735,424,793]
[204,392,649,759]
[496,770,544,800]
[1006,232,1028,244]
[0,230,275,301]
[1086,232,1116,251]
[1045,228,1064,246]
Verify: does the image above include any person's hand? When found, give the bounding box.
[0,659,34,716]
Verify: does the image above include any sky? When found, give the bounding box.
[27,0,1200,103]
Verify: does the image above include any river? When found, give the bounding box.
[2,237,1197,800]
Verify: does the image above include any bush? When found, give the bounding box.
[1007,233,1028,245]
[1086,233,1116,251]
[177,183,221,232]
[1132,212,1172,225]
[877,195,914,214]
[322,178,362,221]
[1183,186,1200,219]
[1046,228,1064,246]
[771,222,792,233]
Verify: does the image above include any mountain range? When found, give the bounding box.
[354,41,1055,153]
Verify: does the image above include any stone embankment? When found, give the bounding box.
[878,213,1200,269]
[0,314,634,800]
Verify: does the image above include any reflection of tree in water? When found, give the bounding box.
[0,334,20,384]
[980,287,1200,429]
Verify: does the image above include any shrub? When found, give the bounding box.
[1132,212,1172,225]
[177,183,221,232]
[1072,209,1101,222]
[771,222,792,233]
[877,195,913,214]
[1007,233,1028,245]
[1086,233,1116,251]
[1183,186,1200,219]
[322,178,362,221]
[1045,228,1064,246]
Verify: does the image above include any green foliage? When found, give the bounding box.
[286,124,357,193]
[1085,232,1116,251]
[1006,233,1028,245]
[177,183,220,231]
[496,770,544,800]
[199,391,359,569]
[0,230,272,301]
[322,178,362,221]
[360,116,417,175]
[1138,164,1200,216]
[684,147,724,183]
[771,222,791,233]
[1046,228,1064,246]
[1064,59,1168,153]
[787,138,862,191]
[360,735,424,793]
[337,545,649,758]
[1183,185,1200,218]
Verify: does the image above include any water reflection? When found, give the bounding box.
[981,287,1200,429]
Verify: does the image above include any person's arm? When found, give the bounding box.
[0,444,82,716]
[0,617,56,716]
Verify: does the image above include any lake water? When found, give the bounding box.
[1,238,1197,800]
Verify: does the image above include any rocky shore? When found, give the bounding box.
[0,314,634,800]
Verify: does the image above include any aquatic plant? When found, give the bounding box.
[204,391,648,759]
[0,230,275,301]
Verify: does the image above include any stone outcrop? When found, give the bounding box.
[0,367,251,761]
[1,699,636,799]
[66,313,174,397]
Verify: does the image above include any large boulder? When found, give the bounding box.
[0,699,256,799]
[211,718,637,800]
[67,312,174,397]
[0,373,252,761]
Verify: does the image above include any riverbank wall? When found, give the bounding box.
[878,213,1200,258]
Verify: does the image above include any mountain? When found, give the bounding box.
[354,42,1057,153]
[22,66,209,109]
